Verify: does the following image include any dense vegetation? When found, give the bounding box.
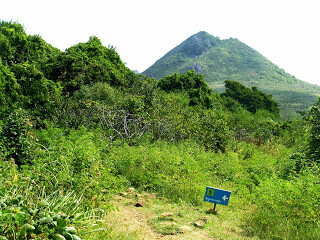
[157,70,214,107]
[223,80,280,117]
[143,31,320,119]
[1,21,320,239]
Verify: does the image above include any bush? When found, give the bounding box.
[245,167,320,239]
[0,108,36,167]
[109,141,230,205]
[47,36,131,95]
[157,70,214,108]
[0,61,20,117]
[34,126,128,200]
[307,99,320,162]
[222,80,280,118]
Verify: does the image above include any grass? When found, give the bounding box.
[103,189,260,240]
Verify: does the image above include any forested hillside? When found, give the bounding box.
[1,21,320,240]
[143,31,320,119]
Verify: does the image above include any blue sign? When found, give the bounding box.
[204,187,231,206]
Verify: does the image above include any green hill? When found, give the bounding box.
[143,31,320,119]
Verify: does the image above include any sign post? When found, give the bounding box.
[204,187,231,213]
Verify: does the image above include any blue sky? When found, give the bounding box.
[1,0,319,86]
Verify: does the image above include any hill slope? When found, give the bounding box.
[143,31,320,118]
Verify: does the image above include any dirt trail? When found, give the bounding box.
[104,192,216,240]
[106,201,161,239]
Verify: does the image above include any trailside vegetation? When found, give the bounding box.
[157,70,215,107]
[222,80,280,118]
[1,21,320,239]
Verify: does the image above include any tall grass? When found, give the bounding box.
[245,166,320,239]
[1,125,318,239]
[108,140,293,205]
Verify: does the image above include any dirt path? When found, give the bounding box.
[104,191,216,240]
[106,200,161,239]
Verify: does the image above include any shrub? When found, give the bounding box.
[0,61,20,117]
[0,108,35,167]
[34,126,129,200]
[245,167,320,239]
[222,80,280,118]
[307,99,320,162]
[157,70,214,108]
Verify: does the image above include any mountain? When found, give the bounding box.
[143,31,320,119]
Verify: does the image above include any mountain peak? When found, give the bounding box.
[177,31,220,58]
[142,32,320,118]
[192,31,212,38]
[157,32,220,62]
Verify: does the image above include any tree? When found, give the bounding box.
[223,80,280,118]
[0,21,59,67]
[0,21,62,121]
[307,98,320,162]
[46,36,131,95]
[11,63,62,120]
[0,108,35,167]
[0,60,20,116]
[157,70,214,108]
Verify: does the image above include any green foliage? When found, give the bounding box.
[157,70,214,107]
[0,21,32,66]
[72,82,117,105]
[49,82,119,129]
[125,74,158,109]
[144,91,231,151]
[0,60,20,116]
[245,167,320,239]
[0,108,35,167]
[109,141,211,205]
[274,118,308,150]
[307,98,320,162]
[11,63,62,119]
[188,107,232,152]
[229,109,278,146]
[34,126,128,199]
[47,97,99,129]
[223,80,280,118]
[47,36,130,95]
[0,21,61,120]
[0,191,82,240]
[108,139,297,207]
[0,21,59,67]
[0,129,113,239]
